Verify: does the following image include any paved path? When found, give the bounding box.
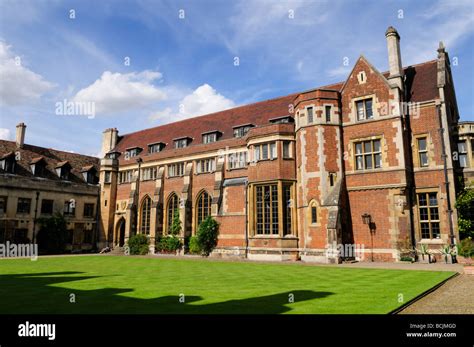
[399,274,474,314]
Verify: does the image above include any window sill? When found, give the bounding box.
[419,238,444,244]
[227,166,248,171]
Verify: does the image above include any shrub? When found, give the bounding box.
[188,236,201,255]
[157,235,182,253]
[169,209,182,236]
[127,234,150,255]
[196,216,219,256]
[37,212,68,254]
[457,237,474,258]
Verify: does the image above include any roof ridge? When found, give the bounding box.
[0,139,98,159]
[120,92,300,138]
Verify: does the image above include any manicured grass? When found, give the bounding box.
[0,255,454,314]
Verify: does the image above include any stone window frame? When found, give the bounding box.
[227,150,248,170]
[351,136,385,172]
[307,106,314,124]
[139,195,152,235]
[357,71,367,84]
[254,142,277,162]
[195,158,216,175]
[0,196,7,215]
[413,133,433,168]
[457,139,469,168]
[307,199,321,227]
[164,192,180,235]
[351,94,378,123]
[415,189,441,241]
[194,190,212,234]
[248,180,296,238]
[167,162,186,178]
[282,140,293,159]
[40,199,54,215]
[16,197,31,215]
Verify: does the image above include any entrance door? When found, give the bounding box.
[116,218,125,247]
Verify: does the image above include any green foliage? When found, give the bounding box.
[188,236,201,255]
[455,183,474,239]
[156,235,182,253]
[400,256,414,262]
[37,212,68,254]
[127,234,150,255]
[170,209,182,236]
[419,243,429,255]
[196,216,219,256]
[457,237,474,258]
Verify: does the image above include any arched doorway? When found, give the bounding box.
[115,218,126,247]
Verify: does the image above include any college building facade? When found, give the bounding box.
[0,123,100,252]
[93,27,467,262]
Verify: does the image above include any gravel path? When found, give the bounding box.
[399,274,474,314]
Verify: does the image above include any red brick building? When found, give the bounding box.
[99,27,462,262]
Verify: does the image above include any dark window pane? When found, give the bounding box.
[364,155,373,169]
[365,99,373,119]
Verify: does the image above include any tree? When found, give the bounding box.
[170,209,182,236]
[37,212,68,254]
[455,182,474,240]
[196,216,219,256]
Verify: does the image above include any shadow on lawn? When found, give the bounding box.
[0,272,334,314]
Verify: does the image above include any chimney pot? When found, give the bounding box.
[16,122,26,148]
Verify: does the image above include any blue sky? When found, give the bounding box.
[0,0,473,156]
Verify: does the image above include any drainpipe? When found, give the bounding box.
[244,180,249,258]
[437,103,455,246]
[31,191,40,244]
[402,82,417,254]
[94,187,101,252]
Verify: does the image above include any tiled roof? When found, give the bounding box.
[113,60,439,159]
[0,140,99,184]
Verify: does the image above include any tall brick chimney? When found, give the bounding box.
[385,26,404,90]
[101,128,119,157]
[16,122,26,148]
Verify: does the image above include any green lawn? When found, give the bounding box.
[0,255,454,314]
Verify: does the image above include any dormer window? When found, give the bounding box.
[148,142,165,154]
[125,147,142,159]
[174,137,191,149]
[30,157,46,176]
[269,116,294,124]
[81,165,97,184]
[202,131,221,144]
[106,151,120,160]
[55,161,71,180]
[233,124,254,138]
[0,152,16,174]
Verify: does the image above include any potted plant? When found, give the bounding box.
[419,243,429,263]
[440,245,451,264]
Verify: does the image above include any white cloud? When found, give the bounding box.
[72,70,167,114]
[149,84,235,122]
[0,41,55,106]
[0,128,11,140]
[180,84,235,117]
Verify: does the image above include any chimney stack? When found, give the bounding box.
[385,26,404,90]
[101,128,119,157]
[16,123,26,148]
